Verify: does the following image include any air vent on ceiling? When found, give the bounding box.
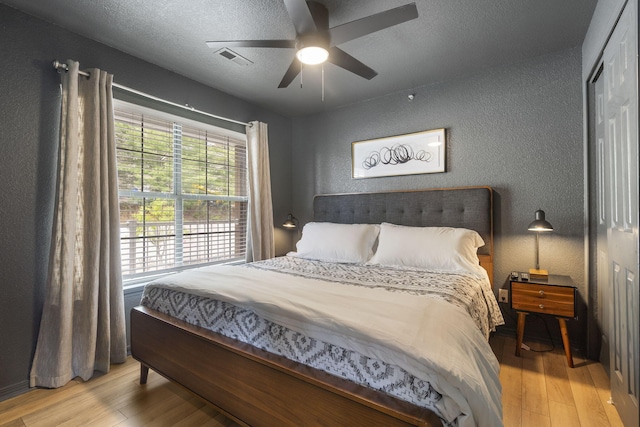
[216,48,253,66]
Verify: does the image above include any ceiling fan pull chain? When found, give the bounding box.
[300,62,303,88]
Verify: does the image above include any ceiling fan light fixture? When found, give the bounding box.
[206,1,419,88]
[296,46,329,65]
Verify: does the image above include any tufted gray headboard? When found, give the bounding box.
[313,186,494,280]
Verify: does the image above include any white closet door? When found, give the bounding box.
[603,1,639,425]
[595,71,610,372]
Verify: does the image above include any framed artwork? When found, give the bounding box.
[352,128,446,179]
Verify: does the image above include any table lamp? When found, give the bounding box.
[528,209,553,279]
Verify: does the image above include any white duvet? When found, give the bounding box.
[147,261,503,427]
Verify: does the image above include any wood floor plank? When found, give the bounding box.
[543,349,575,406]
[0,341,627,427]
[586,362,625,427]
[548,401,581,427]
[145,394,208,426]
[109,375,189,416]
[500,337,523,427]
[521,349,550,416]
[117,385,189,421]
[565,355,611,427]
[0,380,82,424]
[521,409,551,427]
[170,405,231,427]
[500,336,523,402]
[0,358,139,425]
[20,384,127,427]
[502,397,522,427]
[0,419,25,427]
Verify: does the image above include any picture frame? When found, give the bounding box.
[351,128,446,179]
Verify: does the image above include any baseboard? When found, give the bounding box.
[0,379,30,402]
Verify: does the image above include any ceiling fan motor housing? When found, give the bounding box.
[294,2,330,65]
[296,33,329,51]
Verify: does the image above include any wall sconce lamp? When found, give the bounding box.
[282,213,298,230]
[528,209,553,278]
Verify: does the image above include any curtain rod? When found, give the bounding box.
[52,60,251,128]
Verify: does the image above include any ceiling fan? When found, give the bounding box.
[205,0,419,88]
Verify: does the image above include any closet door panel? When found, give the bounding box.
[603,2,639,425]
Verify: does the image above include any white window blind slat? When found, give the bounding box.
[114,101,248,279]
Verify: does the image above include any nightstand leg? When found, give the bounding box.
[557,318,574,368]
[516,312,528,357]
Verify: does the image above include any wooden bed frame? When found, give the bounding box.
[131,186,494,426]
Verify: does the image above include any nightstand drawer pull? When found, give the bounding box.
[539,304,545,309]
[539,290,545,296]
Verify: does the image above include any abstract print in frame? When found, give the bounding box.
[352,128,446,179]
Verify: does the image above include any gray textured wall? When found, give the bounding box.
[291,47,586,345]
[0,0,593,401]
[0,4,291,399]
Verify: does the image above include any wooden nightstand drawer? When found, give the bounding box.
[510,274,576,368]
[511,282,575,318]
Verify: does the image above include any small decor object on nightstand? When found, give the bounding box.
[528,209,553,279]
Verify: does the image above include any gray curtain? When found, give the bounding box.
[245,121,275,262]
[30,60,126,388]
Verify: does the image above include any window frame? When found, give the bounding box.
[114,99,248,286]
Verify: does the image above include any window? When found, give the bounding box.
[114,100,247,280]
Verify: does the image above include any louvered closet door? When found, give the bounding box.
[603,1,639,425]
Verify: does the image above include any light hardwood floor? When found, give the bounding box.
[0,336,625,426]
[491,334,624,427]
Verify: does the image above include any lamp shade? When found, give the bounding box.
[528,210,553,232]
[528,209,553,277]
[296,46,328,65]
[282,213,298,229]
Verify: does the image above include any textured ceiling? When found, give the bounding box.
[1,0,597,117]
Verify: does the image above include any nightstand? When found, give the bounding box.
[509,274,577,367]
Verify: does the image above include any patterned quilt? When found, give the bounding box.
[141,256,504,427]
[246,256,503,339]
[142,286,447,421]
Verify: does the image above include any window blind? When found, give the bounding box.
[114,100,248,280]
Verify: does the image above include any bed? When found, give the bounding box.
[130,186,504,427]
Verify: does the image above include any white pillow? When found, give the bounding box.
[367,223,484,273]
[292,222,380,264]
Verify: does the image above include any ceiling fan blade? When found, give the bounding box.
[278,57,302,88]
[328,3,418,46]
[283,0,317,35]
[206,40,296,49]
[327,47,377,80]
